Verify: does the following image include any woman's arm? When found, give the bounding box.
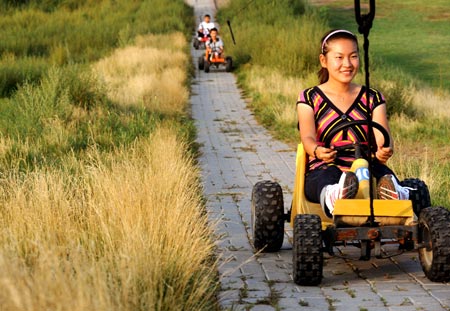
[372,103,394,163]
[297,104,336,163]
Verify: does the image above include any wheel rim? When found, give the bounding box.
[419,224,433,268]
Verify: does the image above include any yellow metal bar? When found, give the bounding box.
[334,199,413,217]
[291,144,334,230]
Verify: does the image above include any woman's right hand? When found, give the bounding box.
[316,146,337,163]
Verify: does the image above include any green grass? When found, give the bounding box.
[0,0,195,172]
[320,0,450,91]
[0,0,193,96]
[218,0,326,73]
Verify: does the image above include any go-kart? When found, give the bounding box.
[198,49,232,73]
[251,120,450,285]
[251,0,450,286]
[193,35,209,50]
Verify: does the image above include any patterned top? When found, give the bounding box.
[206,37,224,53]
[297,86,385,171]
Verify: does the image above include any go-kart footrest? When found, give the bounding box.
[331,225,418,242]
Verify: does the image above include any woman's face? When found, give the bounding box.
[320,38,359,84]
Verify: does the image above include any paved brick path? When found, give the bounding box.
[187,1,450,310]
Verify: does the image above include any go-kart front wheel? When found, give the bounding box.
[251,180,284,252]
[193,39,200,50]
[225,56,233,72]
[198,56,204,70]
[293,214,323,286]
[418,206,450,282]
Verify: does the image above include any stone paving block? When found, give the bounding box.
[271,283,300,298]
[219,263,245,279]
[242,290,271,303]
[219,301,248,311]
[261,270,292,283]
[220,275,245,290]
[334,307,387,311]
[218,290,242,303]
[247,305,276,311]
[245,278,271,293]
[296,297,332,310]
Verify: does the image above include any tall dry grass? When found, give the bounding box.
[0,127,217,311]
[94,33,189,114]
[0,31,218,310]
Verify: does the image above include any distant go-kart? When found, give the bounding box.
[193,35,209,50]
[251,120,450,285]
[198,49,232,73]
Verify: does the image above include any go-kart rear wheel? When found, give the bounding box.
[418,207,450,282]
[198,56,204,70]
[251,181,284,252]
[293,214,323,286]
[204,60,210,73]
[225,56,233,72]
[401,178,431,215]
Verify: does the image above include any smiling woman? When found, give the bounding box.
[296,29,409,217]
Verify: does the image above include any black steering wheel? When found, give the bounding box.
[323,120,390,158]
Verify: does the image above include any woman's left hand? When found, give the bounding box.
[376,146,393,164]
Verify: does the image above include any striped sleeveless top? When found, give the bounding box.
[297,86,385,171]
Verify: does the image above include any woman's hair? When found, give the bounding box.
[318,29,359,84]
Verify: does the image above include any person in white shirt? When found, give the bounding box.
[206,28,224,60]
[198,14,215,38]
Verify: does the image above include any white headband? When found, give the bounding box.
[321,30,356,54]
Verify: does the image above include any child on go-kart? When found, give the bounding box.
[296,29,413,218]
[197,14,215,39]
[205,28,224,61]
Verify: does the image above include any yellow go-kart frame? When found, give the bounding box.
[290,143,415,229]
[251,132,450,286]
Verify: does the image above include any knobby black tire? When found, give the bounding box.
[204,60,210,73]
[401,178,431,215]
[225,56,233,72]
[418,207,450,282]
[251,180,284,252]
[198,56,204,70]
[293,214,323,286]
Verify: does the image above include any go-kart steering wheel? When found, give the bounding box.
[323,120,390,158]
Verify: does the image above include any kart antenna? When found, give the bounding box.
[227,20,236,45]
[355,0,377,227]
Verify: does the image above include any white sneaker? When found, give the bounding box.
[320,171,359,216]
[377,174,413,200]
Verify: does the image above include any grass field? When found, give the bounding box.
[0,1,219,310]
[0,0,192,97]
[218,0,449,207]
[321,0,450,91]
